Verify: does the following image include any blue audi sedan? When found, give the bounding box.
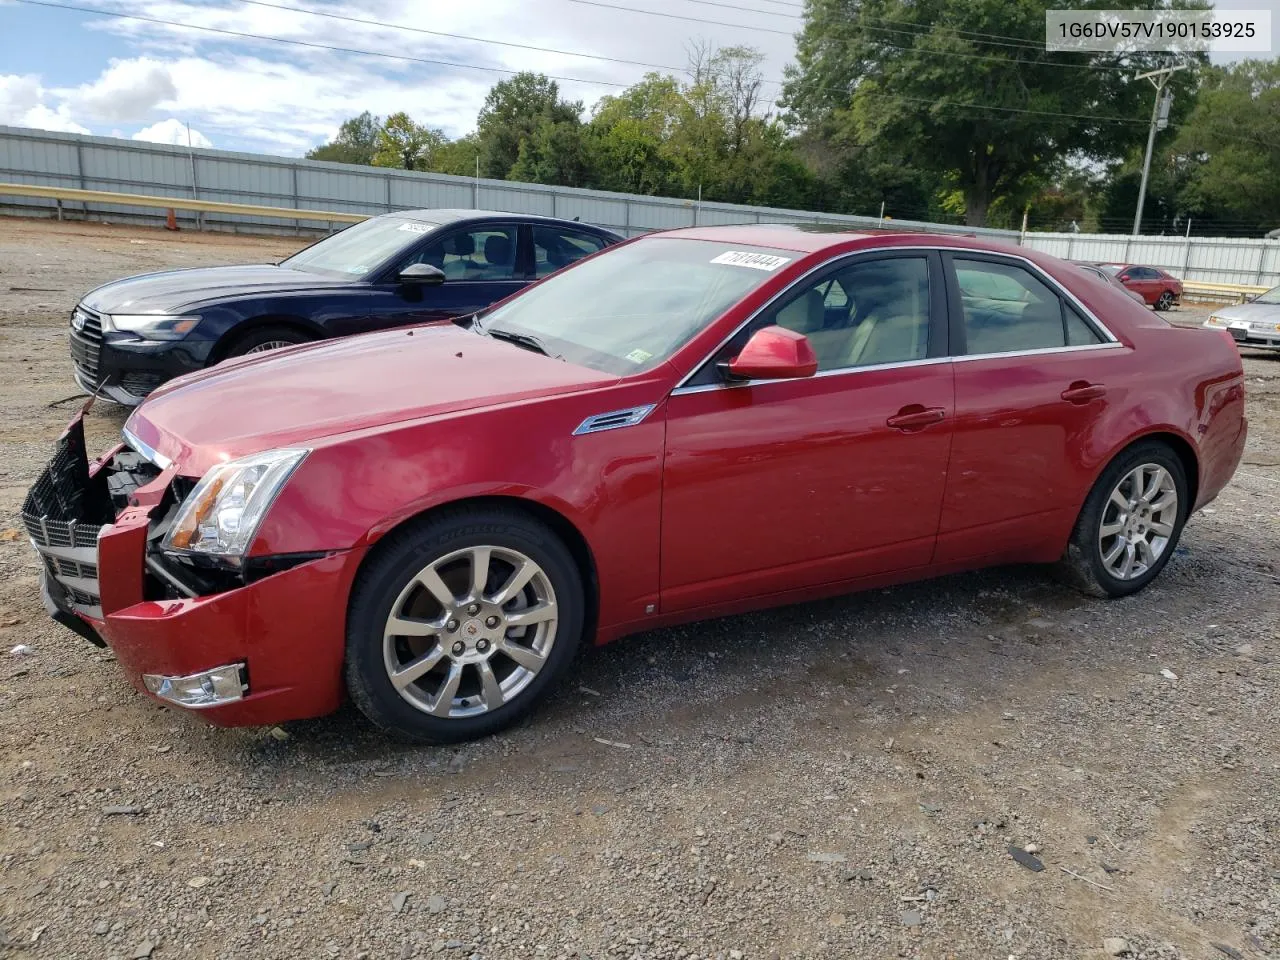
[67,210,622,404]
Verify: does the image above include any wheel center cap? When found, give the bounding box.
[462,618,483,641]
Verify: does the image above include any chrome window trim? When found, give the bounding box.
[953,341,1124,364]
[671,244,1120,392]
[122,425,173,470]
[669,342,1124,396]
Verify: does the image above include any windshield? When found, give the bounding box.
[1098,264,1122,275]
[282,217,438,278]
[480,238,797,374]
[1254,284,1280,304]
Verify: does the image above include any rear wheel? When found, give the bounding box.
[1156,291,1175,311]
[345,508,584,743]
[223,324,312,358]
[1059,441,1189,598]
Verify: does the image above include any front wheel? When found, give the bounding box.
[1059,442,1189,598]
[345,508,584,743]
[223,324,312,358]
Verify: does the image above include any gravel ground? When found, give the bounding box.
[0,218,1277,960]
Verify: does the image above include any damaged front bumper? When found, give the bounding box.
[22,414,357,726]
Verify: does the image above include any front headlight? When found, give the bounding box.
[107,314,201,340]
[164,448,309,558]
[1207,315,1225,325]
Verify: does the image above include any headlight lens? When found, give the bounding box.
[164,448,309,558]
[107,314,200,339]
[1207,315,1225,325]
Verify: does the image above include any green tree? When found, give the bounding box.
[306,111,380,165]
[1171,59,1280,234]
[781,0,1201,226]
[372,112,447,171]
[428,134,482,177]
[509,117,592,187]
[476,73,583,179]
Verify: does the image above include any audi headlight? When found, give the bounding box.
[164,448,309,558]
[107,314,201,340]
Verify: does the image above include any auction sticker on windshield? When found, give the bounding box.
[710,251,792,271]
[397,222,433,233]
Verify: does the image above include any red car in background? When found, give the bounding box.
[24,226,1247,743]
[1100,263,1184,310]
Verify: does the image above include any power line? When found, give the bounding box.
[24,0,1271,152]
[14,0,635,88]
[237,0,689,75]
[572,0,1133,71]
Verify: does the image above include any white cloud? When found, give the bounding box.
[133,118,212,148]
[0,75,90,134]
[13,0,803,155]
[60,57,177,123]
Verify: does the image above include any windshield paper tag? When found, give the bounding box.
[398,222,432,233]
[710,250,792,271]
[625,348,653,364]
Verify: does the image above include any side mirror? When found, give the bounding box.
[724,326,818,381]
[399,263,445,285]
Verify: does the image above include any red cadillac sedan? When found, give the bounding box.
[24,226,1247,742]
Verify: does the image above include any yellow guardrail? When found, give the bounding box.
[0,182,368,224]
[1182,280,1270,304]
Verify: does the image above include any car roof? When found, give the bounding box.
[389,209,616,232]
[656,223,1029,257]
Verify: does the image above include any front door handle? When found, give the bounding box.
[1061,381,1107,404]
[886,405,946,431]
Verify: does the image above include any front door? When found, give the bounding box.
[353,224,528,335]
[659,252,955,613]
[935,252,1128,562]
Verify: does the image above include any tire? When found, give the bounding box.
[223,324,312,358]
[345,507,584,743]
[1156,291,1174,311]
[1059,441,1189,599]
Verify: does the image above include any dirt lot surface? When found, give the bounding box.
[0,218,1277,960]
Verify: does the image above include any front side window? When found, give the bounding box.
[407,226,519,281]
[955,258,1100,354]
[282,217,440,278]
[479,238,796,375]
[769,256,930,370]
[533,226,606,278]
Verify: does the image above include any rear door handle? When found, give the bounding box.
[886,405,946,431]
[1061,382,1107,404]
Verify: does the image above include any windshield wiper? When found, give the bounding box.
[485,327,554,357]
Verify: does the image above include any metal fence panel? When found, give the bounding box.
[7,125,1276,286]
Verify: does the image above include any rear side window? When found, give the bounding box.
[954,258,1101,354]
[533,226,607,278]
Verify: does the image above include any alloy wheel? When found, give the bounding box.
[382,545,558,718]
[1097,463,1178,581]
[244,340,296,353]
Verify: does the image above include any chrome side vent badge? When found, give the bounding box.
[572,404,656,436]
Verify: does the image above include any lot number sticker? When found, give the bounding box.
[398,222,433,233]
[710,250,792,271]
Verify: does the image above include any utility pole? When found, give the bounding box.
[1132,63,1186,236]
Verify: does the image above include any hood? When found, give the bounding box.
[126,324,616,475]
[1209,300,1280,322]
[82,264,352,314]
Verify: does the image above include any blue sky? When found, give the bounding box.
[1,0,1277,157]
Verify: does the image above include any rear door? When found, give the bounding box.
[358,223,527,333]
[936,252,1129,563]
